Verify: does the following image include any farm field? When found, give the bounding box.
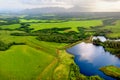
[0,20,6,22]
[1,1,120,80]
[0,20,103,32]
[20,19,46,23]
[0,29,72,80]
[0,24,20,29]
[29,20,103,31]
[19,19,64,23]
[0,45,54,80]
[0,17,119,80]
[101,20,120,38]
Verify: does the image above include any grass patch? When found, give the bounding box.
[0,30,68,80]
[101,20,120,38]
[0,19,104,80]
[0,20,102,32]
[30,20,103,31]
[0,45,55,80]
[0,20,7,23]
[100,66,120,79]
[20,19,43,23]
[0,24,20,29]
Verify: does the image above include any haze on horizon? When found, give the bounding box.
[0,0,120,12]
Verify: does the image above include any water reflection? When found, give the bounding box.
[67,42,120,80]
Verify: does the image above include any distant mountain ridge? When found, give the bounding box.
[22,7,68,14]
[21,6,89,14]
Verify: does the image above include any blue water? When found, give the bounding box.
[67,42,120,80]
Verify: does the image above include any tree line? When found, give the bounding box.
[0,17,19,26]
[69,63,103,80]
[11,26,89,43]
[102,19,118,26]
[0,41,25,51]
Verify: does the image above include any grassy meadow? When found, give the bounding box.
[0,20,6,22]
[19,19,64,23]
[101,20,120,38]
[20,19,45,23]
[0,24,20,29]
[29,20,103,31]
[0,45,54,80]
[0,20,103,32]
[100,66,120,79]
[1,18,118,80]
[0,29,71,80]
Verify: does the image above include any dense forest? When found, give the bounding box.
[11,23,89,43]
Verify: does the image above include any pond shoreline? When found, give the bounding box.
[66,36,120,80]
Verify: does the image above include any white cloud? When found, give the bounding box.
[93,0,120,12]
[0,0,120,12]
[20,0,74,8]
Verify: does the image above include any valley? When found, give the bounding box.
[0,13,120,80]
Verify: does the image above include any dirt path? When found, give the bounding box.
[37,58,58,80]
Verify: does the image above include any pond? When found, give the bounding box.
[67,42,120,80]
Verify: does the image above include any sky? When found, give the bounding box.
[0,0,120,12]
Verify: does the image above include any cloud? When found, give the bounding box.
[20,0,94,7]
[93,0,120,12]
[21,0,70,5]
[0,0,120,12]
[102,0,120,2]
[20,0,74,8]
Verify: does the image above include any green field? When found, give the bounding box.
[100,66,120,79]
[0,20,103,32]
[0,30,27,44]
[0,19,105,80]
[30,20,103,31]
[0,24,20,29]
[0,20,6,23]
[0,45,54,80]
[101,20,120,38]
[20,19,43,23]
[0,30,71,80]
[19,19,66,23]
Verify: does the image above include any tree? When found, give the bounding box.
[17,23,33,33]
[93,38,101,45]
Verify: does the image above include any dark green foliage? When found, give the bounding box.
[103,41,120,57]
[104,41,120,49]
[94,29,112,36]
[0,17,19,25]
[77,27,86,38]
[0,41,25,51]
[69,63,87,80]
[103,19,117,26]
[11,27,89,43]
[11,32,37,36]
[89,76,103,80]
[16,23,34,33]
[36,27,89,43]
[92,39,101,46]
[69,63,103,80]
[0,41,9,51]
